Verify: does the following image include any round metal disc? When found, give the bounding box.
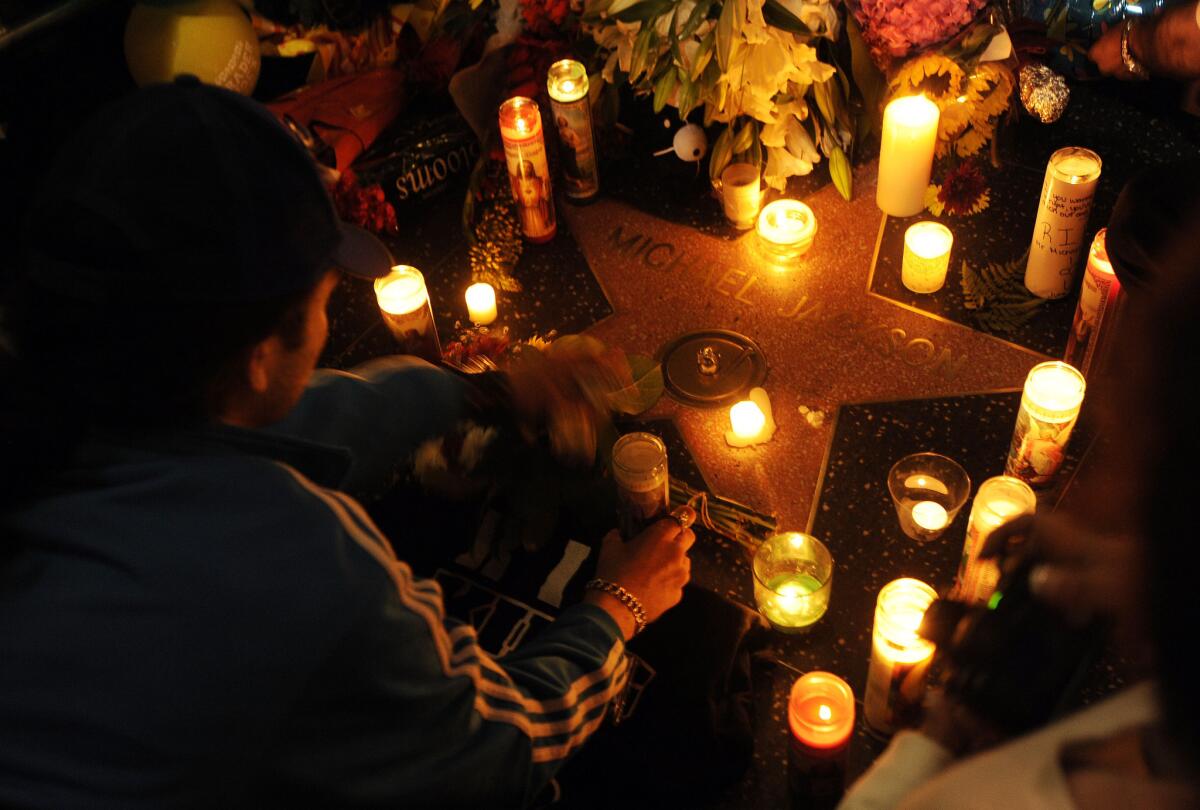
[658,329,767,407]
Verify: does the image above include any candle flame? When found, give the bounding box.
[818,704,832,722]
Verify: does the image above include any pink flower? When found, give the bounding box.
[851,0,987,61]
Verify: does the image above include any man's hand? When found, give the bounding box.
[584,520,694,639]
[981,513,1147,650]
[1088,23,1128,78]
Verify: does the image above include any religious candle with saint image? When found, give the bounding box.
[787,671,855,809]
[955,475,1037,604]
[374,265,442,363]
[546,60,599,202]
[611,432,669,539]
[1005,361,1086,487]
[1063,229,1123,380]
[1024,147,1102,299]
[499,97,556,243]
[864,578,937,736]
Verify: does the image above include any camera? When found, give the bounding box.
[918,555,1106,736]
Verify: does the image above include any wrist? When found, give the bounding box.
[584,578,648,638]
[582,591,637,641]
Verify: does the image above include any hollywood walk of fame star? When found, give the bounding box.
[561,164,1051,530]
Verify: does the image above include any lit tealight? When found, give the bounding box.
[730,400,766,440]
[911,500,949,531]
[465,282,498,325]
[756,199,817,262]
[725,387,777,447]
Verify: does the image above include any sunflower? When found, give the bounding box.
[890,54,1014,159]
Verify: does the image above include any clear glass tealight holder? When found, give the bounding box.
[752,532,833,633]
[886,453,971,543]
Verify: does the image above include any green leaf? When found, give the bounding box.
[829,144,852,201]
[846,15,884,137]
[690,30,714,80]
[709,124,734,182]
[629,26,655,81]
[679,0,713,38]
[653,68,679,112]
[732,119,754,153]
[714,0,735,71]
[613,0,674,22]
[960,249,1047,333]
[811,79,837,129]
[608,355,665,414]
[761,0,810,34]
[677,75,700,118]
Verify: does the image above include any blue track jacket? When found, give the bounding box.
[0,357,628,808]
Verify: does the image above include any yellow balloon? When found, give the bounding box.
[125,0,261,95]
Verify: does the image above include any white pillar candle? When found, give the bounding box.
[721,162,762,230]
[1024,147,1102,299]
[464,282,497,325]
[1005,361,1086,487]
[756,199,817,262]
[901,221,953,293]
[864,578,937,735]
[955,476,1037,604]
[876,96,940,218]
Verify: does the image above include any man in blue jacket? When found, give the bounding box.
[0,78,693,808]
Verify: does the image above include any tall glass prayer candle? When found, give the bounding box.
[955,476,1037,604]
[756,199,817,262]
[612,432,669,539]
[1005,361,1086,487]
[1064,229,1123,380]
[499,97,556,243]
[374,265,441,363]
[1024,147,1102,299]
[877,95,940,217]
[864,578,937,735]
[902,221,953,294]
[546,60,599,202]
[752,533,833,632]
[788,672,855,809]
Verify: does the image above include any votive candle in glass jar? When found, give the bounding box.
[864,578,937,735]
[546,59,599,202]
[1024,146,1101,299]
[752,532,833,632]
[612,432,669,539]
[499,96,557,243]
[374,264,442,363]
[1005,361,1086,487]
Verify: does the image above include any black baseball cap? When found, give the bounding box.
[23,75,393,304]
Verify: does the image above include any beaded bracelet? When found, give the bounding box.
[585,578,648,636]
